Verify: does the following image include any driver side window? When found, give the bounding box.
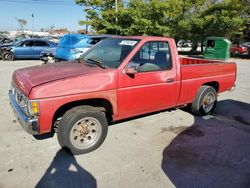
[131,41,172,72]
[21,41,34,47]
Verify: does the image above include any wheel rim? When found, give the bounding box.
[69,117,102,149]
[202,92,216,113]
[5,53,13,60]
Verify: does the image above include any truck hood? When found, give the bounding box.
[13,62,111,96]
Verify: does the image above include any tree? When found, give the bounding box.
[76,0,249,48]
[16,18,27,33]
[239,0,250,41]
[49,25,55,34]
[75,0,171,35]
[117,0,170,36]
[76,0,118,34]
[167,0,249,51]
[190,0,247,46]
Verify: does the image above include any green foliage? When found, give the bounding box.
[76,0,118,34]
[76,0,249,44]
[192,0,247,40]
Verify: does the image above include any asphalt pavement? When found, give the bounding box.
[0,58,250,188]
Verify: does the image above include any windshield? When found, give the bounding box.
[81,38,139,68]
[13,39,24,46]
[12,40,20,45]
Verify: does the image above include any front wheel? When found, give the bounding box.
[191,85,217,116]
[2,51,14,61]
[57,106,108,155]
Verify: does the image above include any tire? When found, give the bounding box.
[2,51,14,61]
[57,105,108,155]
[191,85,217,116]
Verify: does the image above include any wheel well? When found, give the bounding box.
[52,98,113,128]
[203,81,219,92]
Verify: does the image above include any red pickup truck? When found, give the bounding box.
[9,36,236,154]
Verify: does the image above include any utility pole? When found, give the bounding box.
[85,17,88,34]
[32,13,34,36]
[115,0,118,35]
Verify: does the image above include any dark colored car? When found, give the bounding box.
[242,42,250,48]
[0,37,13,44]
[40,47,56,64]
[1,38,57,61]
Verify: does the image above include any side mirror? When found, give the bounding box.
[124,62,140,75]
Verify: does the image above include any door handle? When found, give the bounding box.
[166,78,174,83]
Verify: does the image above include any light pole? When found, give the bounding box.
[86,17,88,34]
[32,13,34,36]
[115,0,118,35]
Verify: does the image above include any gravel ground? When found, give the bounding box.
[0,58,249,188]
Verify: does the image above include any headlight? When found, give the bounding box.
[27,100,40,116]
[11,84,40,116]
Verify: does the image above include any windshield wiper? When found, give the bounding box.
[86,58,106,69]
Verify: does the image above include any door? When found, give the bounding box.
[33,41,49,58]
[14,40,34,58]
[117,41,179,119]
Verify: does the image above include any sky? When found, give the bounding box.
[0,0,86,32]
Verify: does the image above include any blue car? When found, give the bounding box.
[1,38,57,61]
[55,34,110,61]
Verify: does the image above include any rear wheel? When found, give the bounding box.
[2,51,14,61]
[57,105,108,155]
[191,85,217,116]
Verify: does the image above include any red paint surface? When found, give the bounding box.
[13,62,110,96]
[12,36,237,134]
[230,44,248,54]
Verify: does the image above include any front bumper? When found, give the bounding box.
[9,90,39,135]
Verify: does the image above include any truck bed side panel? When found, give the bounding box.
[177,62,236,106]
[180,56,233,65]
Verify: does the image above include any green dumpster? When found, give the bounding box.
[204,37,231,60]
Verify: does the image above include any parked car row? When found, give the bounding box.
[0,34,111,63]
[1,35,249,62]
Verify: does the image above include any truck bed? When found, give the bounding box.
[177,57,237,105]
